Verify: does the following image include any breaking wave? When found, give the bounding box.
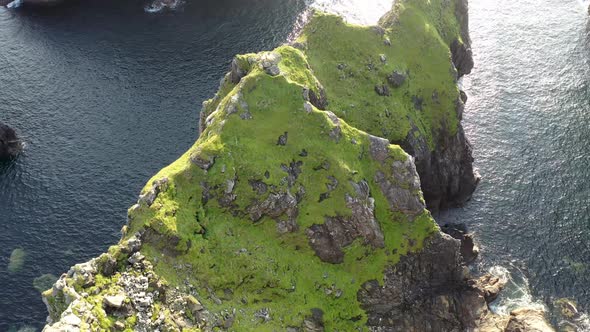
[144,0,184,14]
[6,0,22,9]
[487,265,547,315]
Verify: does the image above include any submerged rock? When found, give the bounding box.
[8,248,26,273]
[0,122,22,161]
[33,274,58,293]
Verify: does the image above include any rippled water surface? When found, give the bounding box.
[0,0,306,329]
[1,0,589,330]
[440,0,590,319]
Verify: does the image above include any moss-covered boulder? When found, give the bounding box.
[42,1,494,331]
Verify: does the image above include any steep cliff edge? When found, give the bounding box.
[282,0,478,213]
[41,1,548,331]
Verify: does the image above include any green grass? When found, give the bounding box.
[45,1,466,330]
[300,1,461,147]
[124,48,438,330]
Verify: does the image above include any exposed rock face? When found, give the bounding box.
[400,120,480,212]
[505,308,555,332]
[306,180,385,264]
[43,234,211,331]
[369,136,425,215]
[358,232,497,331]
[451,39,475,78]
[386,0,477,213]
[358,232,555,332]
[41,0,554,331]
[386,70,407,88]
[455,0,471,46]
[415,0,477,212]
[0,122,22,161]
[441,222,480,264]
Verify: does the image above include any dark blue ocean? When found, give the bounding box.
[0,0,306,329]
[0,0,589,330]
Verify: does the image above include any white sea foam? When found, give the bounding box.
[6,0,22,9]
[567,313,590,331]
[489,266,547,315]
[487,265,590,331]
[310,0,395,26]
[144,0,184,14]
[487,265,547,315]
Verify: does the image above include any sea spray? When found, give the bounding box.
[6,0,22,9]
[487,265,547,315]
[144,0,184,14]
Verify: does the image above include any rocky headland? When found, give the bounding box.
[41,0,556,331]
[0,121,22,161]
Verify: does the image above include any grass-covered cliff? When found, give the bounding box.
[42,0,481,331]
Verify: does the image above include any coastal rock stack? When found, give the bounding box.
[41,0,556,331]
[0,122,21,161]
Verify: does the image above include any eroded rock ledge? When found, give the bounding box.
[42,0,553,331]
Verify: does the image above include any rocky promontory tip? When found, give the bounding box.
[41,0,555,331]
[0,122,22,161]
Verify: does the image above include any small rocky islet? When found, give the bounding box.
[35,0,571,331]
[0,122,22,162]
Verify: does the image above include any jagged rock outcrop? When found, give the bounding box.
[442,222,480,265]
[359,232,500,331]
[41,0,553,331]
[400,120,480,212]
[358,232,555,332]
[43,234,212,331]
[451,39,475,78]
[452,0,474,78]
[400,0,478,212]
[293,0,481,213]
[505,308,555,332]
[0,122,22,161]
[44,34,440,330]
